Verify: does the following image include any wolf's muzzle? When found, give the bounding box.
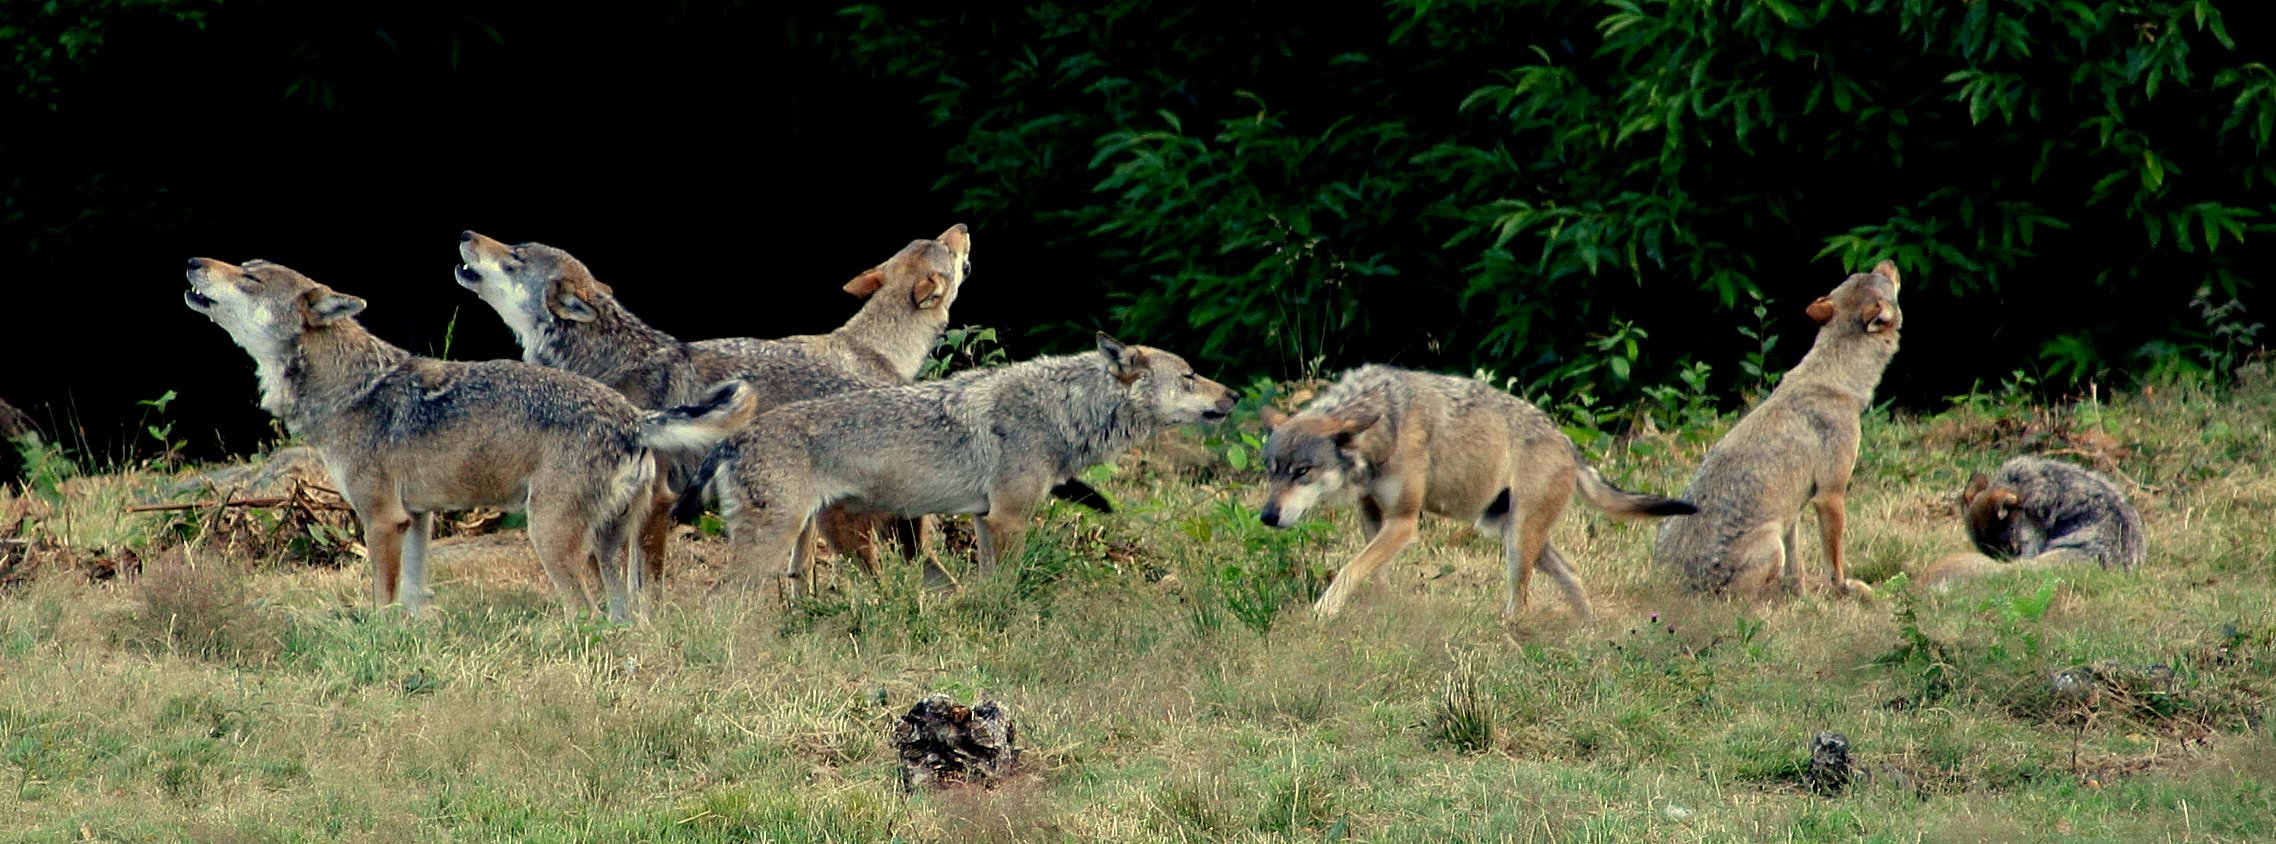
[1202,392,1237,422]
[184,258,218,309]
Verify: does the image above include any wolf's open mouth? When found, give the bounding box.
[454,265,482,288]
[184,289,216,309]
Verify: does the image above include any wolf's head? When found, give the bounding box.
[1806,260,1903,339]
[1960,471,2036,558]
[1255,403,1378,528]
[455,231,615,351]
[1095,332,1236,429]
[840,224,972,317]
[184,257,367,360]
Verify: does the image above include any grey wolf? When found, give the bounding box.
[1654,261,1904,598]
[456,229,941,579]
[183,257,749,620]
[455,228,1111,577]
[695,224,975,384]
[1256,365,1696,620]
[1918,455,2146,590]
[663,333,1236,598]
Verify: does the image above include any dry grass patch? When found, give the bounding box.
[0,384,2272,840]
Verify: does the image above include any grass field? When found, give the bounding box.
[1,378,2271,843]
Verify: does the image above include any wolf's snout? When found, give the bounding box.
[459,230,475,243]
[1259,505,1281,528]
[1201,392,1237,421]
[186,257,206,270]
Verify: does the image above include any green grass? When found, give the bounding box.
[1,381,2271,842]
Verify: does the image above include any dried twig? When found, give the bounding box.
[126,497,355,513]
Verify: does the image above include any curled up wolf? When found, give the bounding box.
[1919,455,2146,590]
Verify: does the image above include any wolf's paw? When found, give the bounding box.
[1838,579,1875,600]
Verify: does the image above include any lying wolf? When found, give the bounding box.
[183,257,748,620]
[1258,365,1696,620]
[1920,455,2146,590]
[663,333,1236,598]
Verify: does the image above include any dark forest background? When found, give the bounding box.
[4,0,2271,472]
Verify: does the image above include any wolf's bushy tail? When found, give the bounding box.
[638,379,757,453]
[1570,444,1697,521]
[670,443,731,525]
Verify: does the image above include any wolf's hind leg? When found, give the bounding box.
[526,505,600,617]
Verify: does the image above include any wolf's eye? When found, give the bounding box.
[1291,466,1311,480]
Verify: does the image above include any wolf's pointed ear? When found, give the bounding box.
[1962,471,1990,508]
[1872,259,1901,293]
[912,272,947,309]
[550,286,598,323]
[1330,409,1381,448]
[842,267,886,299]
[1806,296,1837,325]
[302,286,366,326]
[1260,406,1291,431]
[1098,332,1148,383]
[1992,489,2021,521]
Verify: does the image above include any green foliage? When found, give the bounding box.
[1201,376,1283,475]
[11,436,77,503]
[1182,498,1332,639]
[920,324,1009,380]
[0,0,218,108]
[431,306,460,362]
[1876,573,1960,708]
[833,0,2269,407]
[135,390,184,470]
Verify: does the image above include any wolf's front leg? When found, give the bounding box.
[345,490,414,611]
[1312,475,1426,617]
[1311,514,1420,617]
[785,516,819,601]
[400,512,434,613]
[1812,493,1870,597]
[975,482,1048,575]
[974,510,1033,576]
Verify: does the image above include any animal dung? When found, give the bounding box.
[891,693,1021,791]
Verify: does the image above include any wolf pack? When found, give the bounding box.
[179,226,2146,623]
